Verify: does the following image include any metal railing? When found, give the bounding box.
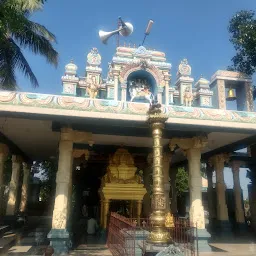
[107,212,136,256]
[107,212,197,256]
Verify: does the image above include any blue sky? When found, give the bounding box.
[18,0,256,95]
[19,0,254,196]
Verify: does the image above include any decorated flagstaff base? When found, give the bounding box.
[0,45,255,255]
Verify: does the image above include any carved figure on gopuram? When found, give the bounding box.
[183,86,194,107]
[128,78,154,103]
[87,47,101,66]
[86,75,100,98]
[178,58,191,77]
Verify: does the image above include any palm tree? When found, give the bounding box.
[0,0,58,90]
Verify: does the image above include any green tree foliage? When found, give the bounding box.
[0,0,58,90]
[31,160,57,202]
[228,10,256,77]
[175,167,189,198]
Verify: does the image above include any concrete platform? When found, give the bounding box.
[200,242,256,256]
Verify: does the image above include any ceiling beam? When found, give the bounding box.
[202,135,256,160]
[74,143,170,155]
[53,121,204,139]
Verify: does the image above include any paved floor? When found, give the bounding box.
[3,218,256,255]
[5,240,256,255]
[200,242,256,256]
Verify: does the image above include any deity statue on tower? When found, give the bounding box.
[128,78,154,103]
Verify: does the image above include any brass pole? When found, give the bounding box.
[147,101,171,244]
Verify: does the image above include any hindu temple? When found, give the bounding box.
[0,44,256,255]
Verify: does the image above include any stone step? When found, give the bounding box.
[70,248,112,255]
[0,230,17,254]
[76,244,108,250]
[0,225,10,237]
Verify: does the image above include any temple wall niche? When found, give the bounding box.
[127,70,156,103]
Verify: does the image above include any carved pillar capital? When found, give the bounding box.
[170,136,207,161]
[60,127,73,141]
[73,149,90,161]
[169,136,208,152]
[12,155,23,164]
[209,153,230,171]
[60,127,93,144]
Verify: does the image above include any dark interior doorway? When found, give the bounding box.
[71,161,106,247]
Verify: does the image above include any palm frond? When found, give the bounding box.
[28,21,57,42]
[0,38,39,89]
[5,0,46,11]
[0,48,17,90]
[12,19,58,67]
[0,0,57,90]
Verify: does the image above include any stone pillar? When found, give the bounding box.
[100,200,104,227]
[47,128,73,255]
[113,70,119,101]
[187,148,205,229]
[6,155,22,216]
[170,136,211,252]
[121,83,127,101]
[165,82,169,106]
[170,167,178,216]
[137,200,142,224]
[231,161,246,230]
[245,82,254,112]
[163,152,172,212]
[19,163,30,213]
[209,154,231,235]
[0,144,9,216]
[103,200,110,229]
[206,163,216,231]
[170,137,207,229]
[157,86,163,104]
[216,79,226,110]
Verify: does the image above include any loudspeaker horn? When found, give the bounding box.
[99,18,133,44]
